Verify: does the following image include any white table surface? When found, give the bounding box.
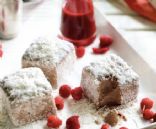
[0,1,156,129]
[0,0,156,77]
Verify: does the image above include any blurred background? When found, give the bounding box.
[0,0,156,75]
[22,0,156,70]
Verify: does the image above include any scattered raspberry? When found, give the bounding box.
[47,115,62,128]
[59,85,71,98]
[99,35,113,48]
[119,127,128,129]
[153,113,156,122]
[0,49,3,57]
[71,87,83,101]
[140,98,154,110]
[101,123,110,129]
[66,115,80,129]
[76,46,85,58]
[143,109,154,120]
[92,47,109,54]
[55,96,64,110]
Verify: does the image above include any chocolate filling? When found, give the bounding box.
[98,78,121,106]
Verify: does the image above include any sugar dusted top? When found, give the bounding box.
[22,37,75,66]
[1,68,52,102]
[85,54,139,85]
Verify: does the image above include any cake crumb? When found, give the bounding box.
[94,118,102,125]
[118,112,127,121]
[105,110,119,126]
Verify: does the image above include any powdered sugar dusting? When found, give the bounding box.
[63,98,141,129]
[22,37,75,66]
[1,68,52,103]
[65,98,103,127]
[85,54,139,85]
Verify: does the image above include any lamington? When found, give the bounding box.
[0,68,56,126]
[22,38,76,88]
[81,54,139,108]
[0,88,7,126]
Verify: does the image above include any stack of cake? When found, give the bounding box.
[0,38,76,126]
[0,37,139,127]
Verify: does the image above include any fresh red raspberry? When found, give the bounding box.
[76,47,85,58]
[119,127,128,129]
[55,96,64,110]
[47,115,62,128]
[66,115,80,129]
[140,98,154,110]
[153,113,156,122]
[0,49,3,57]
[59,85,71,98]
[99,35,113,48]
[101,123,110,129]
[143,109,154,120]
[92,47,109,54]
[71,87,83,101]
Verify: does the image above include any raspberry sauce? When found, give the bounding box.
[60,0,96,46]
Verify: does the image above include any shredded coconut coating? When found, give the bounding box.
[1,68,52,102]
[85,54,139,85]
[0,89,7,126]
[22,37,75,67]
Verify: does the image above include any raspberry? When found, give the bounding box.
[55,96,64,110]
[143,109,154,120]
[92,47,109,54]
[71,87,83,101]
[101,123,110,129]
[99,35,113,48]
[153,113,156,122]
[0,49,3,57]
[59,85,71,98]
[140,98,154,110]
[47,115,62,128]
[66,115,80,129]
[119,127,128,129]
[76,47,85,58]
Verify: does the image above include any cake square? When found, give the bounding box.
[0,68,56,126]
[0,88,7,126]
[22,38,76,88]
[81,54,139,108]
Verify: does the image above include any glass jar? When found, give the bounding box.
[60,0,96,46]
[0,0,23,39]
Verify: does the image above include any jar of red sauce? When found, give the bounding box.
[60,0,96,46]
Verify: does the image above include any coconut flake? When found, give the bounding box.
[22,37,75,67]
[85,54,139,85]
[1,68,52,102]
